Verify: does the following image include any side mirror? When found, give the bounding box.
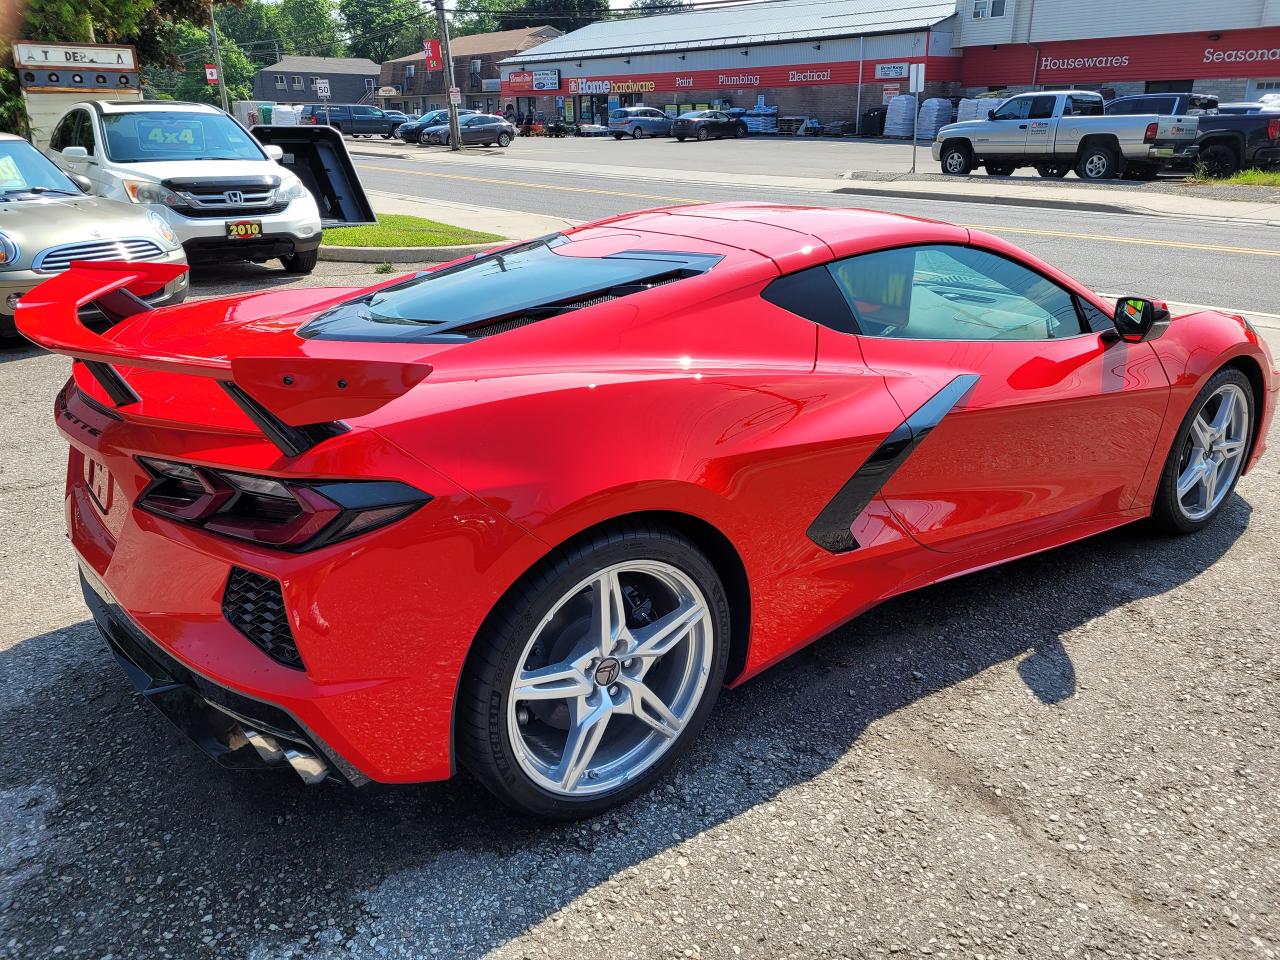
[61,146,89,163]
[67,173,93,193]
[1112,297,1171,343]
[263,144,284,162]
[987,109,996,120]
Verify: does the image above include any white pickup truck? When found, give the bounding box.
[933,90,1199,180]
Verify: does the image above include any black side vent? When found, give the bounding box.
[223,567,303,670]
[461,276,683,339]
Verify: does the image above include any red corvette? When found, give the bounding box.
[18,204,1276,817]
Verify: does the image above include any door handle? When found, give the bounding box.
[1019,124,1028,129]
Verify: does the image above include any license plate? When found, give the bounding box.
[226,220,262,240]
[84,455,114,515]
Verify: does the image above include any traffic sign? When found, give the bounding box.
[205,64,218,84]
[315,78,331,99]
[448,86,461,105]
[908,62,925,94]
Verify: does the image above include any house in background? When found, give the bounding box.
[378,26,561,116]
[253,55,382,105]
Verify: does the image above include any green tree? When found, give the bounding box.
[277,0,345,57]
[215,0,286,66]
[449,0,501,37]
[624,0,691,14]
[146,21,255,104]
[494,0,607,32]
[337,0,427,64]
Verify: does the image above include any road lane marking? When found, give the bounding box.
[356,161,1280,260]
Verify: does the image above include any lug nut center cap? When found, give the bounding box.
[593,657,622,687]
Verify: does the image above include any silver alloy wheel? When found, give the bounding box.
[506,560,714,797]
[1083,153,1110,178]
[944,149,966,174]
[1176,382,1250,521]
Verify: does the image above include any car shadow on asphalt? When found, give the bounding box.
[0,495,1252,958]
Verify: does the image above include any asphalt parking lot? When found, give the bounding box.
[1,260,1278,960]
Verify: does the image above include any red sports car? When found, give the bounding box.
[18,204,1276,817]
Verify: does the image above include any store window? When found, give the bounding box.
[1145,80,1193,94]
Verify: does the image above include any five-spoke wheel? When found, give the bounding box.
[460,524,730,817]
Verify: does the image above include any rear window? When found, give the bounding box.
[610,109,629,119]
[300,236,722,342]
[678,112,706,119]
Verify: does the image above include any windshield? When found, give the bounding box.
[0,140,78,195]
[300,237,721,342]
[102,110,265,163]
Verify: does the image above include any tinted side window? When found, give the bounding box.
[72,111,96,154]
[1066,95,1103,116]
[827,245,1084,341]
[991,97,1031,121]
[761,265,859,334]
[50,113,77,151]
[1028,96,1057,119]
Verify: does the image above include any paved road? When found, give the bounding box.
[349,146,1280,317]
[1,153,1279,960]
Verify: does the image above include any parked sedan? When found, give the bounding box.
[609,107,672,139]
[0,133,187,338]
[671,110,748,142]
[423,114,516,147]
[397,109,477,144]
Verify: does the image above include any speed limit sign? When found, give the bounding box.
[315,78,331,99]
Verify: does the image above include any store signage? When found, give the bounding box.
[572,79,611,94]
[1203,45,1280,64]
[13,42,136,70]
[876,62,909,79]
[789,69,831,83]
[481,78,501,92]
[509,70,560,91]
[718,74,759,86]
[1041,53,1130,71]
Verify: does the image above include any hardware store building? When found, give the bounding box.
[499,0,962,127]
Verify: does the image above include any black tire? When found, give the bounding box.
[696,127,710,142]
[631,126,643,139]
[1035,163,1071,178]
[1122,162,1161,181]
[734,125,747,138]
[1199,143,1239,179]
[280,248,319,274]
[676,136,686,142]
[985,162,1015,176]
[612,133,623,140]
[939,142,974,175]
[458,521,732,818]
[497,132,511,147]
[1075,143,1118,180]
[1150,367,1254,535]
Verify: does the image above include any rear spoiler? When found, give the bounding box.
[16,261,431,456]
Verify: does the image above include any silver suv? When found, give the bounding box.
[608,107,672,140]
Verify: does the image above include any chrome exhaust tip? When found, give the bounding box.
[283,746,330,785]
[244,728,286,764]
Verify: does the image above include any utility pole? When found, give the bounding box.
[432,0,463,151]
[208,0,231,114]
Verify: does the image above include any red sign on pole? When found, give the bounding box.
[422,38,443,72]
[204,64,218,84]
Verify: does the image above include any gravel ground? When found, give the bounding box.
[0,262,1277,960]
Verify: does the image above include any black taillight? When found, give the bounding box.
[137,458,430,551]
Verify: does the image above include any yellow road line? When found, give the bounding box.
[356,161,1280,259]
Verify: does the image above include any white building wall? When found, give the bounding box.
[502,32,935,81]
[954,0,1280,46]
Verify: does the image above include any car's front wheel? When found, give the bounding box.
[281,248,319,274]
[459,522,731,818]
[939,142,974,175]
[497,132,512,147]
[1151,368,1254,534]
[631,126,643,139]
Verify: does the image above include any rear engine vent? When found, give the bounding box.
[461,275,683,339]
[223,567,302,669]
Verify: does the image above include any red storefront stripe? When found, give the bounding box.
[501,55,961,97]
[962,27,1280,87]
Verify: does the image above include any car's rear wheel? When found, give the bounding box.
[985,162,1015,176]
[459,522,730,818]
[1151,368,1253,534]
[696,127,710,142]
[1199,144,1239,179]
[1075,144,1118,180]
[612,132,623,140]
[1035,163,1071,178]
[676,136,686,142]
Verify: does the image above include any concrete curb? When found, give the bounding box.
[318,242,500,263]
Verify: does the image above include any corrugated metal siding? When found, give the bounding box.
[503,0,957,62]
[1028,0,1278,43]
